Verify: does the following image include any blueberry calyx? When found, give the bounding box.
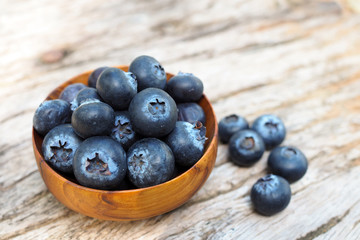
[194,121,207,141]
[265,121,278,133]
[129,153,148,172]
[284,147,297,157]
[148,98,165,115]
[153,64,165,78]
[113,121,132,139]
[85,153,111,176]
[257,175,276,189]
[240,137,255,150]
[224,114,239,123]
[50,140,72,163]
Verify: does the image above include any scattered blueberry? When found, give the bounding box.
[59,83,87,103]
[127,138,175,188]
[268,146,308,183]
[251,114,286,150]
[129,55,166,91]
[73,136,127,190]
[228,129,265,167]
[71,101,114,139]
[166,72,203,103]
[42,124,82,174]
[129,88,177,137]
[218,114,249,144]
[165,121,207,167]
[70,87,102,111]
[33,99,71,136]
[251,174,291,216]
[96,67,137,110]
[177,102,206,125]
[88,66,108,88]
[110,111,139,151]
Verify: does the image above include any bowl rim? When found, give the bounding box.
[33,65,218,195]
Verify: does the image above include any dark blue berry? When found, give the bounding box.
[71,101,114,139]
[251,114,286,150]
[110,111,139,151]
[96,68,137,110]
[229,129,265,167]
[59,83,87,103]
[42,124,82,174]
[33,99,71,136]
[165,121,206,167]
[73,136,127,190]
[251,174,291,216]
[88,66,108,88]
[70,87,102,111]
[177,102,206,125]
[129,55,166,91]
[166,72,203,103]
[129,88,177,137]
[127,138,175,188]
[218,114,249,143]
[268,146,308,183]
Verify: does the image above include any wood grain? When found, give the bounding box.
[2,0,360,239]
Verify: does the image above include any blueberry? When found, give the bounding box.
[166,72,203,103]
[110,111,139,151]
[42,124,82,174]
[268,146,308,183]
[165,121,206,167]
[251,174,291,216]
[129,88,177,137]
[59,83,87,103]
[127,138,175,188]
[218,114,249,143]
[88,66,108,88]
[70,87,102,111]
[96,68,137,110]
[33,99,71,136]
[129,55,166,91]
[177,102,206,125]
[251,114,286,150]
[228,129,265,167]
[118,177,137,190]
[73,136,127,190]
[71,101,114,139]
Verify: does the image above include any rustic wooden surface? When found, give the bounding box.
[1,0,360,239]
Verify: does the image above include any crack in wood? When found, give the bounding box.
[221,36,306,55]
[352,218,360,230]
[296,208,351,240]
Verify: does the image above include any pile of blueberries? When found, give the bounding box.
[33,55,208,190]
[218,114,308,216]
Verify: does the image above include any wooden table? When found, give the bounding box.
[2,0,360,239]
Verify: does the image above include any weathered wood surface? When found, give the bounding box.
[1,0,360,239]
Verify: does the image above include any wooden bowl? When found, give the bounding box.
[32,66,218,221]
